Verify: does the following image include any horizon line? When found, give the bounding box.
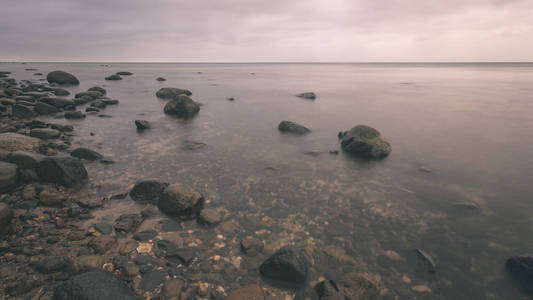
[2,61,533,64]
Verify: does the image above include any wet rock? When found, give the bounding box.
[259,246,308,285]
[53,88,70,96]
[156,77,166,81]
[35,102,59,114]
[77,197,103,208]
[70,147,103,161]
[40,97,75,108]
[64,111,86,119]
[114,213,143,234]
[46,71,79,85]
[339,125,391,158]
[163,95,200,117]
[0,203,13,237]
[296,92,316,99]
[240,237,264,255]
[34,256,67,273]
[156,87,192,99]
[278,121,311,135]
[30,128,61,139]
[39,187,65,206]
[416,248,436,273]
[88,86,106,95]
[71,255,103,274]
[0,133,41,152]
[314,280,342,300]
[0,161,18,193]
[226,283,265,300]
[197,208,221,227]
[35,156,88,187]
[13,104,38,119]
[105,74,122,80]
[335,272,380,300]
[89,236,118,254]
[139,269,167,291]
[53,270,136,300]
[116,71,133,76]
[158,184,204,217]
[130,179,168,204]
[134,230,158,241]
[506,254,533,293]
[135,120,151,130]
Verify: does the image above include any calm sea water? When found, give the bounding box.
[3,62,533,299]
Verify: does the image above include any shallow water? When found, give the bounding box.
[4,62,533,299]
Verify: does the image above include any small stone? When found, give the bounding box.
[197,208,221,227]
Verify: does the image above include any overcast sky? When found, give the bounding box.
[1,0,532,62]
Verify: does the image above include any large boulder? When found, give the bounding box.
[53,270,136,300]
[13,104,38,119]
[35,102,59,114]
[163,95,200,117]
[35,157,88,187]
[30,128,61,139]
[157,184,204,217]
[0,203,13,237]
[259,246,308,285]
[0,133,41,152]
[130,179,168,204]
[46,71,79,85]
[506,254,533,294]
[70,148,103,161]
[278,121,311,135]
[0,161,18,193]
[156,87,192,99]
[339,125,391,158]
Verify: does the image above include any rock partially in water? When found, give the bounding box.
[114,213,143,234]
[29,128,61,139]
[226,283,265,300]
[130,179,168,204]
[35,102,59,114]
[0,133,41,152]
[75,91,103,100]
[35,157,88,187]
[506,254,533,294]
[0,161,18,193]
[163,95,200,118]
[13,104,38,119]
[156,87,192,99]
[0,203,13,237]
[259,246,308,285]
[40,97,74,108]
[64,111,86,119]
[105,74,122,81]
[46,71,79,85]
[70,147,103,161]
[135,120,151,130]
[296,92,316,99]
[278,121,311,135]
[34,256,67,273]
[53,270,136,300]
[156,77,166,82]
[158,184,204,217]
[88,86,106,95]
[116,71,133,76]
[197,208,221,227]
[339,125,391,158]
[102,99,119,105]
[53,88,70,96]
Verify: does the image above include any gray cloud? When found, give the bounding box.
[0,0,532,61]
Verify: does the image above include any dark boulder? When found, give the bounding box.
[296,92,316,100]
[88,86,106,95]
[135,120,151,130]
[339,125,391,158]
[130,179,168,204]
[35,157,88,187]
[157,184,204,217]
[156,87,192,99]
[53,270,136,300]
[259,246,308,285]
[163,95,200,117]
[35,102,59,114]
[13,104,38,119]
[0,161,18,193]
[70,148,103,161]
[46,71,79,85]
[278,121,311,135]
[0,203,13,237]
[64,111,86,119]
[105,74,122,81]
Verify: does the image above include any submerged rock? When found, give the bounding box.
[70,147,103,161]
[278,121,311,135]
[339,125,391,158]
[156,87,192,99]
[40,97,74,108]
[114,213,143,234]
[53,270,136,300]
[197,208,221,227]
[296,92,316,99]
[64,111,86,119]
[416,248,436,273]
[0,161,18,193]
[116,71,133,76]
[163,95,200,117]
[34,256,67,274]
[75,91,103,100]
[39,187,66,206]
[35,157,88,187]
[105,74,122,81]
[130,179,168,204]
[0,203,13,237]
[53,88,70,96]
[13,104,38,119]
[314,280,342,300]
[259,246,308,285]
[158,184,204,217]
[332,273,380,300]
[46,71,79,85]
[88,86,106,95]
[506,254,533,293]
[156,77,166,82]
[135,120,151,130]
[226,283,265,300]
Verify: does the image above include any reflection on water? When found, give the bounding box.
[5,62,533,299]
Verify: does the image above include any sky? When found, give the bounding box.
[0,0,532,62]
